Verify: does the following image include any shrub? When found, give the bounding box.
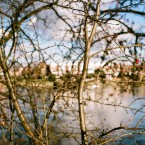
[53,81,61,89]
[48,74,56,82]
[94,69,106,79]
[60,72,73,81]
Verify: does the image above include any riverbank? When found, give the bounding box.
[0,77,145,91]
[0,79,54,91]
[16,79,54,88]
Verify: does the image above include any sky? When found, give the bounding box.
[0,0,145,68]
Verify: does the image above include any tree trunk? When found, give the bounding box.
[0,48,35,139]
[78,1,100,144]
[78,42,91,145]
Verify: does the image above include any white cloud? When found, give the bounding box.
[0,28,9,38]
[28,17,37,25]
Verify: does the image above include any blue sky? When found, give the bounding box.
[1,0,145,67]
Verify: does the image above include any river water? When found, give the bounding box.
[1,81,145,145]
[51,81,145,145]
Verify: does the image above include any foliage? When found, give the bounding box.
[60,72,74,81]
[53,81,61,89]
[86,73,95,78]
[48,74,56,82]
[94,69,106,79]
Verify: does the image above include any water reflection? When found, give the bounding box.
[1,82,145,144]
[55,82,145,145]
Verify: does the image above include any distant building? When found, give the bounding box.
[31,62,51,79]
[4,61,145,80]
[38,62,47,78]
[22,66,32,79]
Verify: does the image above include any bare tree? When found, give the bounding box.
[0,0,145,145]
[51,0,145,144]
[0,0,61,144]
